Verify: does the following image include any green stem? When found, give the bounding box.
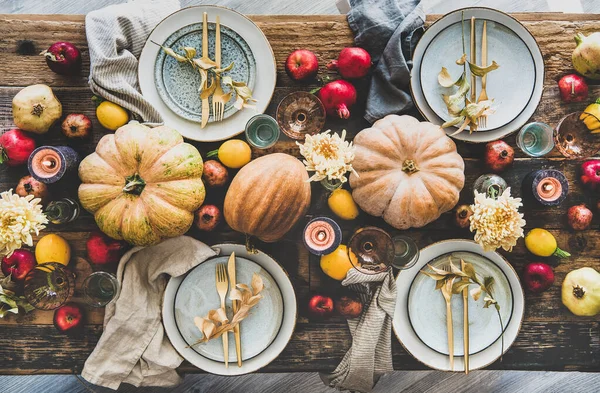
[0,146,7,165]
[206,149,219,159]
[574,32,585,46]
[553,247,571,259]
[123,173,146,195]
[595,97,600,105]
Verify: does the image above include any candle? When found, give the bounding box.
[28,146,79,184]
[303,217,342,256]
[522,169,568,206]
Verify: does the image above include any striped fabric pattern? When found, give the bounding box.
[85,0,181,124]
[321,268,397,392]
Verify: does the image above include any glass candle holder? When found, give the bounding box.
[516,122,555,157]
[391,235,420,270]
[23,263,76,310]
[554,112,600,159]
[44,198,80,224]
[245,114,280,149]
[82,271,120,308]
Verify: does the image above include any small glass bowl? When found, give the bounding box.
[276,92,326,140]
[554,111,600,159]
[245,114,280,149]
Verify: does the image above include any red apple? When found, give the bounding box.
[53,303,84,333]
[86,231,129,265]
[194,205,221,232]
[335,295,363,318]
[202,160,229,187]
[1,249,36,282]
[557,74,588,103]
[0,129,36,167]
[523,262,555,293]
[567,204,593,231]
[41,41,82,75]
[580,160,600,190]
[285,49,319,81]
[308,294,334,318]
[15,175,50,204]
[61,114,92,139]
[484,140,514,173]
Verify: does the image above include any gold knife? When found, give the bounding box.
[200,12,210,128]
[470,16,476,103]
[227,252,242,367]
[461,259,470,374]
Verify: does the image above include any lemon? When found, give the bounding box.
[96,101,129,131]
[525,228,570,258]
[217,140,252,169]
[35,234,71,266]
[320,244,357,281]
[328,189,359,220]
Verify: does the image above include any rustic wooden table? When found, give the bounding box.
[0,13,599,375]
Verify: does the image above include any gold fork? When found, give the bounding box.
[215,263,229,368]
[212,15,232,122]
[478,20,488,128]
[440,264,455,371]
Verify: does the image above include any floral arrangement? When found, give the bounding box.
[0,189,48,257]
[191,273,263,346]
[297,129,357,184]
[469,188,525,252]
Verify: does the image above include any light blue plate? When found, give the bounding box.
[154,22,256,123]
[174,255,283,362]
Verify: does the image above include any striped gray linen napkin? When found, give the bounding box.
[321,268,397,392]
[85,0,180,124]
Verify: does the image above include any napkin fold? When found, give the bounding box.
[81,236,217,390]
[85,0,181,124]
[320,268,397,393]
[347,0,425,123]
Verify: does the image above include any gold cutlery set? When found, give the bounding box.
[471,17,489,128]
[215,253,243,368]
[442,263,470,373]
[200,12,230,128]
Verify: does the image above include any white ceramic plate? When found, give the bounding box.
[411,7,544,143]
[393,240,524,372]
[163,244,297,375]
[139,6,276,142]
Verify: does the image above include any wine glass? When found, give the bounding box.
[347,227,395,274]
[276,92,326,140]
[554,111,600,159]
[82,271,120,307]
[23,263,76,310]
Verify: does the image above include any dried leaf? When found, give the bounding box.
[449,260,468,277]
[435,279,446,290]
[183,47,197,59]
[468,60,499,77]
[438,67,456,88]
[159,45,187,62]
[215,62,234,74]
[251,273,263,296]
[462,261,477,281]
[420,270,446,281]
[470,286,482,301]
[452,281,471,294]
[192,57,218,70]
[426,264,452,276]
[441,116,466,129]
[456,53,467,65]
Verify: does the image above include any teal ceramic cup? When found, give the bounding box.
[245,114,280,149]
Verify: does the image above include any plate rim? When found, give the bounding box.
[410,7,545,143]
[139,5,276,142]
[392,239,525,372]
[162,243,297,376]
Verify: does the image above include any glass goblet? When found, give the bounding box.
[554,111,600,159]
[23,262,76,310]
[347,226,394,274]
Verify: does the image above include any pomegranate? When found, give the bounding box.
[567,204,593,231]
[557,74,588,103]
[484,140,514,173]
[0,129,36,167]
[41,41,82,75]
[318,80,357,119]
[86,231,129,265]
[572,32,600,80]
[454,205,473,229]
[580,160,600,190]
[327,47,372,79]
[15,175,50,204]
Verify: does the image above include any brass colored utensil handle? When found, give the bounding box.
[481,20,487,88]
[228,253,242,367]
[215,15,221,68]
[446,302,454,371]
[461,260,469,374]
[470,16,476,103]
[202,12,208,59]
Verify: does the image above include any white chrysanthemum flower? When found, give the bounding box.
[0,189,48,257]
[469,188,525,252]
[296,129,357,183]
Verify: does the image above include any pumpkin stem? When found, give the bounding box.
[123,173,146,195]
[245,234,258,254]
[401,159,419,174]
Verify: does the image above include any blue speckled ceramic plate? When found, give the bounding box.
[163,244,296,376]
[154,22,256,123]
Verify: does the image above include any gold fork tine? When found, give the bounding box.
[215,263,229,368]
[441,264,455,371]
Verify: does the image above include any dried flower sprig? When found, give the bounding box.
[420,258,504,360]
[297,129,358,184]
[190,273,264,346]
[469,188,525,252]
[0,189,48,257]
[0,279,34,318]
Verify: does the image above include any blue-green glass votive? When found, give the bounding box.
[245,114,280,149]
[516,122,555,157]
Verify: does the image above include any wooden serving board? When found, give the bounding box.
[0,13,599,374]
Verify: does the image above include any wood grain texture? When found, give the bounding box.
[0,12,600,376]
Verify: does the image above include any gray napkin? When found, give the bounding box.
[85,0,180,124]
[81,236,217,390]
[320,268,397,393]
[347,0,425,123]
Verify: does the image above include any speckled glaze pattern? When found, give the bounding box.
[155,22,256,123]
[174,255,283,362]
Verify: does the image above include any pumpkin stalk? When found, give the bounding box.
[401,159,419,174]
[123,173,146,195]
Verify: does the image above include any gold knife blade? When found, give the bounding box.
[461,259,470,374]
[227,252,242,367]
[200,12,210,128]
[215,15,221,68]
[470,16,476,103]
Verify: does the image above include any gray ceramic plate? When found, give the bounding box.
[154,21,256,123]
[408,251,513,356]
[174,255,283,362]
[411,7,544,143]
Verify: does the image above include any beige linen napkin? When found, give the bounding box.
[321,268,397,392]
[81,236,217,390]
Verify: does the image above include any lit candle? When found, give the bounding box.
[523,169,568,206]
[28,146,79,184]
